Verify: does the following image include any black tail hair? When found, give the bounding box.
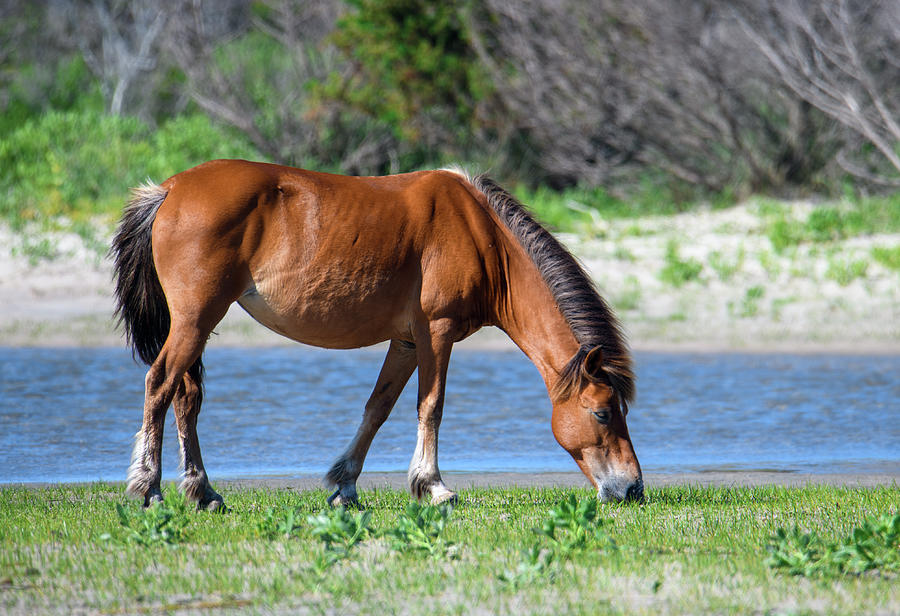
[109,182,172,367]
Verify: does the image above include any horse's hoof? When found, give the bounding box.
[430,489,458,507]
[201,498,226,513]
[143,492,163,508]
[198,487,226,513]
[327,488,360,509]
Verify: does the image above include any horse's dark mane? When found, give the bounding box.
[471,174,635,404]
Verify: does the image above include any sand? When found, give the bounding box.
[2,201,899,351]
[212,470,899,492]
[10,470,897,491]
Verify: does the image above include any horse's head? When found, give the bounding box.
[551,346,643,503]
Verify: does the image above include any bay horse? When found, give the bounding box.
[110,159,642,511]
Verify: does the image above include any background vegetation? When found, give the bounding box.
[1,0,899,235]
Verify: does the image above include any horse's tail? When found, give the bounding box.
[109,181,171,366]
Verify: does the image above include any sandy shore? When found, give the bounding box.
[2,202,899,352]
[8,471,897,491]
[216,470,900,491]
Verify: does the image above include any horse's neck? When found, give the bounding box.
[493,242,579,393]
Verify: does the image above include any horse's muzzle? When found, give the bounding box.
[624,479,644,503]
[597,476,644,504]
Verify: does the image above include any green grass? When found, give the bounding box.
[825,256,869,286]
[760,197,900,254]
[514,181,693,233]
[872,245,900,272]
[1,483,897,615]
[659,240,704,287]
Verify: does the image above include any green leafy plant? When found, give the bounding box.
[256,506,303,540]
[384,502,456,558]
[831,512,900,575]
[498,544,556,588]
[659,240,703,287]
[708,246,744,281]
[737,285,765,318]
[766,512,900,577]
[103,488,190,546]
[307,506,373,561]
[766,527,828,576]
[614,275,642,312]
[534,494,616,556]
[766,217,804,254]
[872,245,900,272]
[825,257,868,286]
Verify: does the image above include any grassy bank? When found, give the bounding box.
[1,484,897,614]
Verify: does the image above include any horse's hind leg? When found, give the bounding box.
[126,324,212,507]
[173,359,224,511]
[325,339,417,506]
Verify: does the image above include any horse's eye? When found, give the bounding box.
[591,409,611,424]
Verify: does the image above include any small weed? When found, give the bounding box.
[613,245,636,262]
[831,511,900,574]
[825,257,868,286]
[766,217,804,254]
[614,275,642,311]
[503,494,616,586]
[872,246,900,272]
[12,236,58,264]
[256,506,303,540]
[738,285,765,318]
[498,544,556,589]
[806,207,848,241]
[659,240,703,287]
[534,494,616,556]
[708,246,744,281]
[767,511,900,577]
[621,224,651,238]
[307,506,373,561]
[770,296,796,321]
[384,502,456,558]
[766,527,827,576]
[758,250,782,279]
[102,488,190,546]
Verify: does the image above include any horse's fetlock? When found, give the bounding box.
[180,472,209,503]
[325,457,359,487]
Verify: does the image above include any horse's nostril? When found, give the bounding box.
[625,480,644,503]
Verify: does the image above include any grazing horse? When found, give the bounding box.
[110,159,642,511]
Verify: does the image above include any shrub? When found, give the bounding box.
[0,109,258,227]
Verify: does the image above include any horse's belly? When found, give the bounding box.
[236,274,406,349]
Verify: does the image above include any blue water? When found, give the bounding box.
[1,347,898,483]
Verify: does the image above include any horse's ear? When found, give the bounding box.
[581,346,604,381]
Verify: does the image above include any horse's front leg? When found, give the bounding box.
[408,322,457,505]
[326,339,417,506]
